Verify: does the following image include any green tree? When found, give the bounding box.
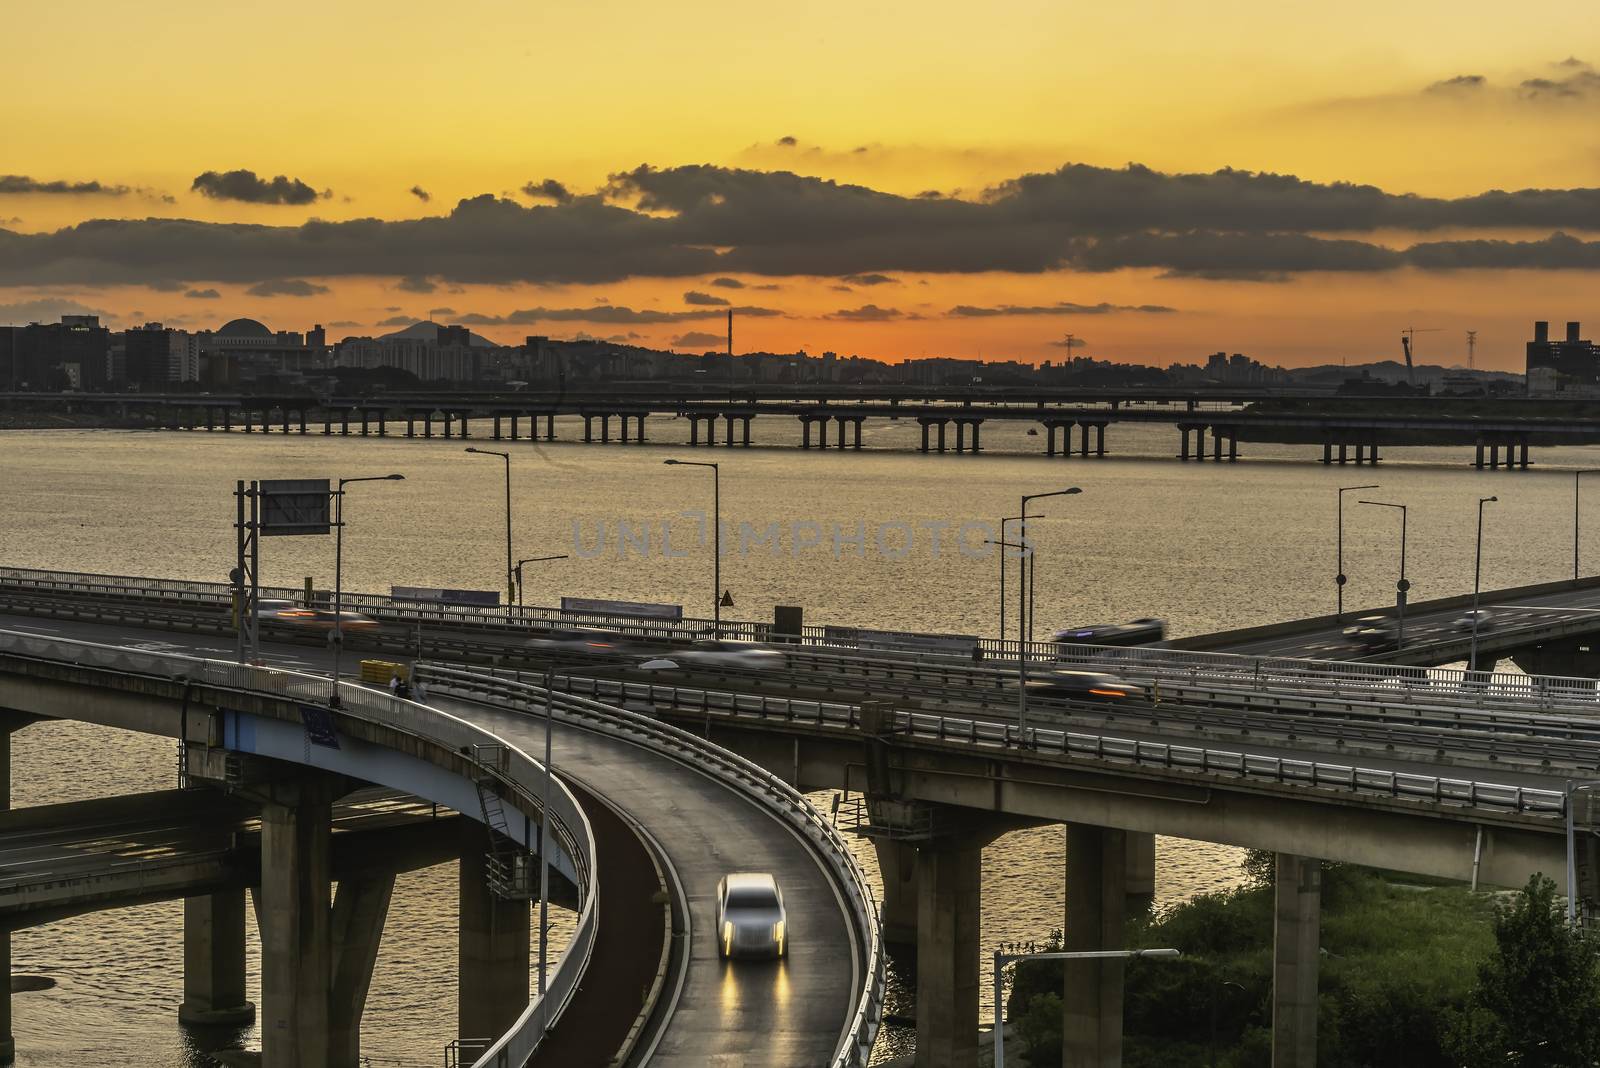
[1449,874,1600,1068]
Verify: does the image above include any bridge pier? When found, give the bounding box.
[1177,425,1191,460]
[1063,824,1127,1068]
[874,839,919,947]
[1508,638,1600,677]
[0,717,22,1063]
[1125,831,1155,908]
[330,875,396,1068]
[602,414,612,443]
[259,780,335,1068]
[915,840,983,1068]
[179,890,255,1026]
[1272,853,1321,1068]
[458,846,531,1045]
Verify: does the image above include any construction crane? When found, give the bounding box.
[1466,330,1478,370]
[1400,326,1441,385]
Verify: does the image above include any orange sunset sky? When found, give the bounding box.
[4,0,1600,370]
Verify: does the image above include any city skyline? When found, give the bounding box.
[5,1,1600,367]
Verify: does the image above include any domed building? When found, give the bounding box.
[194,317,321,385]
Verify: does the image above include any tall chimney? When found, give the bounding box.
[1569,321,1582,343]
[1535,321,1549,343]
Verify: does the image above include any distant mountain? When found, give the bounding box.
[377,320,498,348]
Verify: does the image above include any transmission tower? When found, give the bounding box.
[1466,330,1477,370]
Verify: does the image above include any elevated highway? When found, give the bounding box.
[0,622,883,1068]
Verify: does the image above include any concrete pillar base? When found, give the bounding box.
[1272,853,1321,1068]
[875,838,919,947]
[914,841,981,1068]
[1065,823,1127,1068]
[178,1002,258,1027]
[459,846,531,1042]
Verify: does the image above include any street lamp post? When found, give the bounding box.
[664,460,721,636]
[331,474,405,707]
[1337,484,1379,621]
[1575,471,1600,583]
[1471,496,1498,671]
[1016,488,1081,733]
[986,535,1029,689]
[991,947,1179,1067]
[515,554,570,617]
[1358,500,1408,648]
[998,514,1025,644]
[464,448,515,614]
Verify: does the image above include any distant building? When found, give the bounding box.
[0,316,112,390]
[1526,320,1600,393]
[194,318,318,384]
[124,323,199,387]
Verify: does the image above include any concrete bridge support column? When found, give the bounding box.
[620,414,631,443]
[690,416,700,446]
[179,890,254,1026]
[458,414,469,438]
[359,411,369,436]
[259,784,334,1068]
[458,847,531,1044]
[920,420,931,453]
[508,414,518,441]
[800,417,812,448]
[1064,824,1127,1068]
[1193,426,1206,462]
[340,410,350,436]
[1094,423,1106,456]
[1488,442,1499,469]
[743,416,753,446]
[1519,439,1530,469]
[492,414,502,440]
[1178,426,1189,460]
[874,838,919,947]
[298,410,308,435]
[223,410,232,433]
[1272,854,1321,1068]
[1228,433,1238,462]
[937,420,948,453]
[0,719,20,1063]
[1125,831,1155,908]
[422,413,433,439]
[330,875,395,1068]
[637,414,648,442]
[1080,423,1092,457]
[601,414,612,443]
[968,420,980,453]
[1212,431,1223,463]
[955,421,967,453]
[1475,440,1484,468]
[1046,423,1058,456]
[443,413,454,440]
[1337,443,1347,464]
[914,841,982,1068]
[1321,442,1331,465]
[281,410,291,435]
[244,409,254,433]
[374,411,386,437]
[545,413,555,440]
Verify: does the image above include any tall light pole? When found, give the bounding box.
[1337,484,1379,621]
[1017,488,1081,732]
[998,514,1025,644]
[464,447,515,613]
[1471,496,1497,671]
[664,459,721,636]
[515,554,569,616]
[1358,500,1408,649]
[1575,471,1600,583]
[331,473,405,707]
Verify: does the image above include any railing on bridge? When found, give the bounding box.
[506,668,1572,818]
[418,663,888,1068]
[8,564,1600,718]
[0,629,598,1068]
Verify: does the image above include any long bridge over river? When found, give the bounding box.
[5,568,1600,1067]
[6,387,1593,468]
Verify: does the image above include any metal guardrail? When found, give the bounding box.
[418,663,887,1068]
[526,671,1573,818]
[8,564,1600,717]
[0,629,597,1068]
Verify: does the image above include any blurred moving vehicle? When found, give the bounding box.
[673,639,787,671]
[716,872,787,960]
[255,599,378,632]
[1051,618,1168,649]
[1025,669,1141,700]
[524,626,633,656]
[1452,609,1495,633]
[1342,615,1399,650]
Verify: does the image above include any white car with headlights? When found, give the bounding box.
[716,872,787,960]
[676,640,788,671]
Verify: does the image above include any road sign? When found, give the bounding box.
[561,596,683,621]
[391,586,502,608]
[259,479,331,536]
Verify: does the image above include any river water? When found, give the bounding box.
[3,420,1597,1065]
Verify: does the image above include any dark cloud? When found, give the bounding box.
[328,320,362,328]
[948,301,1178,316]
[191,169,323,205]
[830,285,854,292]
[244,278,330,297]
[1519,68,1600,99]
[452,303,780,326]
[0,175,130,196]
[825,304,901,321]
[671,330,726,348]
[376,315,418,327]
[1426,74,1486,93]
[776,136,798,147]
[709,277,745,288]
[184,288,221,299]
[0,297,111,323]
[409,185,432,203]
[841,273,897,285]
[10,162,1600,289]
[397,275,437,293]
[145,279,188,292]
[521,179,573,204]
[683,290,730,306]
